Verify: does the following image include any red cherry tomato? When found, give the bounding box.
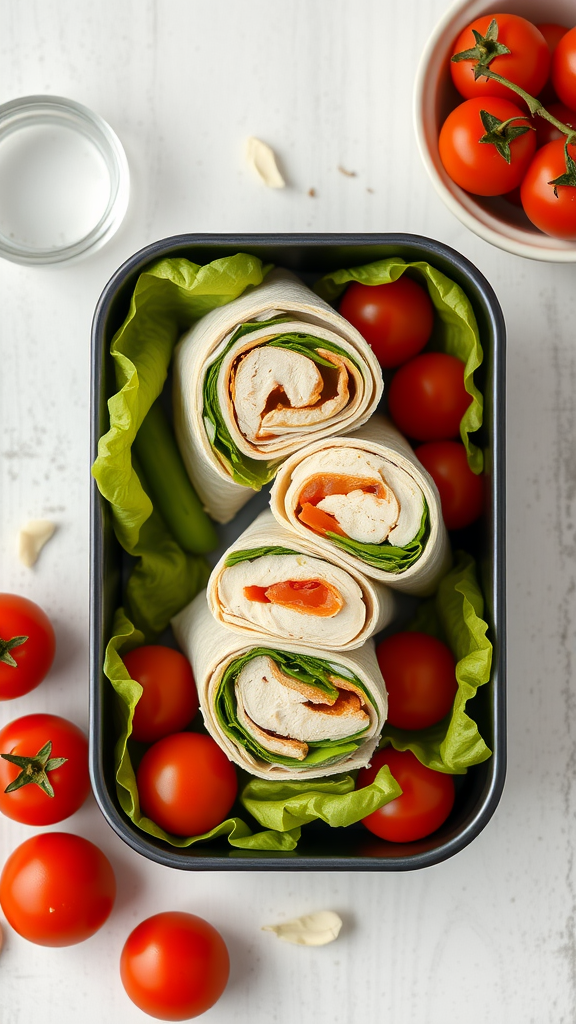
[0,714,90,825]
[538,24,570,67]
[376,632,457,730]
[534,101,576,147]
[357,748,455,843]
[537,23,569,102]
[121,911,230,1021]
[520,139,576,239]
[123,645,198,743]
[538,22,569,55]
[502,185,523,206]
[0,594,55,700]
[450,14,550,101]
[416,441,484,530]
[388,353,471,442]
[137,732,238,836]
[0,832,115,946]
[338,277,434,369]
[439,97,536,196]
[552,25,576,110]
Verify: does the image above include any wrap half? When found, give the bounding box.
[172,592,387,781]
[207,510,395,651]
[270,415,451,595]
[173,269,383,523]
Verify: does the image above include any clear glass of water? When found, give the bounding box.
[0,95,130,266]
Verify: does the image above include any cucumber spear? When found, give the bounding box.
[134,399,218,555]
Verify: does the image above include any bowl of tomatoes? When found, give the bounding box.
[414,0,576,261]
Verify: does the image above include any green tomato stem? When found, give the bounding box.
[493,115,534,135]
[478,67,576,144]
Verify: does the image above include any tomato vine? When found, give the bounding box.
[452,18,576,187]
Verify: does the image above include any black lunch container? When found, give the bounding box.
[90,233,506,871]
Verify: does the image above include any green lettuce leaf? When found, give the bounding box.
[202,321,283,489]
[380,551,493,773]
[315,258,484,473]
[215,648,374,768]
[266,334,360,370]
[325,503,429,574]
[92,254,270,636]
[241,766,402,831]
[124,502,211,640]
[224,545,299,568]
[202,327,360,490]
[104,608,300,851]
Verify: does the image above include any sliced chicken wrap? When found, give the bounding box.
[270,415,451,595]
[207,509,395,651]
[172,592,387,781]
[173,269,383,523]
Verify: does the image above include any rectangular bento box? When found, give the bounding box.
[90,233,506,871]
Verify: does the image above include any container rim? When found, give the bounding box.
[90,232,506,871]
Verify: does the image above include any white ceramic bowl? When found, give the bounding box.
[414,0,576,261]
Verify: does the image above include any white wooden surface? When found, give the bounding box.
[1,1,575,1021]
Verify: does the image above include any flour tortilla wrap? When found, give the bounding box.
[270,415,451,595]
[207,510,395,651]
[173,269,383,523]
[172,592,387,781]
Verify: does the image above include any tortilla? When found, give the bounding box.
[207,509,395,650]
[172,592,387,781]
[270,415,451,595]
[173,269,383,523]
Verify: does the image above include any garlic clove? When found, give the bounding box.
[18,520,56,568]
[262,910,342,946]
[245,137,286,188]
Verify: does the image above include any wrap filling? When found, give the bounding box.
[292,448,430,573]
[203,322,362,489]
[217,548,366,644]
[215,648,376,767]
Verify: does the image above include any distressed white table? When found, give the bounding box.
[1,1,575,1021]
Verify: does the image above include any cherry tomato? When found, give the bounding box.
[439,97,536,196]
[0,594,55,700]
[376,632,457,730]
[534,101,576,147]
[0,714,90,825]
[123,645,198,744]
[121,911,229,1021]
[416,441,484,530]
[450,14,550,101]
[552,25,576,110]
[338,277,434,369]
[520,139,576,239]
[502,185,523,206]
[538,22,569,55]
[388,353,471,442]
[537,23,569,102]
[137,732,238,836]
[0,832,115,946]
[357,748,455,843]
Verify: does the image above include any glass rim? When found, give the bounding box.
[0,94,130,266]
